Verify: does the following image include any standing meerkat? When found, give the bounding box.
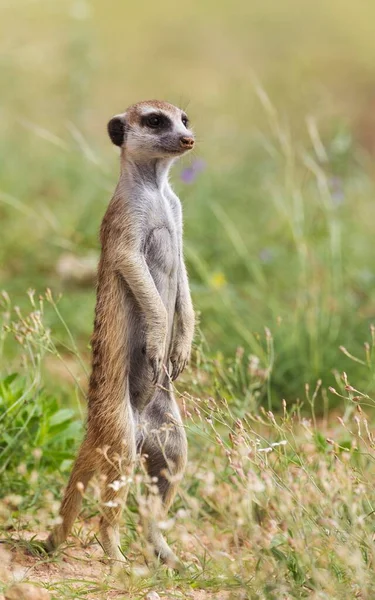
[45,100,195,567]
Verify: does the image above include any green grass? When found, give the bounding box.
[1,298,375,599]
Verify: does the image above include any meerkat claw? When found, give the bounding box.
[150,356,163,383]
[170,360,181,381]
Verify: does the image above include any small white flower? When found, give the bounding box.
[108,480,124,492]
[158,518,175,531]
[103,501,118,508]
[258,447,273,453]
[252,479,266,492]
[108,477,132,491]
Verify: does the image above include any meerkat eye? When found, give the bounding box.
[181,115,189,127]
[146,114,162,128]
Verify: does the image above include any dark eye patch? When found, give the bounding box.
[181,114,189,127]
[141,112,172,131]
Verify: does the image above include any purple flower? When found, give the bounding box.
[180,159,206,184]
[328,176,345,206]
[259,248,274,264]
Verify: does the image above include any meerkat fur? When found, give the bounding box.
[45,100,196,568]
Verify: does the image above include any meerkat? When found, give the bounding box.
[45,100,195,567]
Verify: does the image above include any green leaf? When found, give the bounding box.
[49,408,75,427]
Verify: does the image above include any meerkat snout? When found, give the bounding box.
[180,136,195,149]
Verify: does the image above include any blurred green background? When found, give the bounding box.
[1,0,375,405]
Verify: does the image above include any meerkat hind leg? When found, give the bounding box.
[99,460,135,563]
[98,406,136,563]
[140,389,187,568]
[45,436,96,552]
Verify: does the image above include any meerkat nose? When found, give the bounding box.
[180,136,195,149]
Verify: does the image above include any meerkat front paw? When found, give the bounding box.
[146,329,167,383]
[170,342,191,381]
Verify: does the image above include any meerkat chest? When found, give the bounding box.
[143,193,179,276]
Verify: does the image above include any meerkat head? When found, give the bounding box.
[107,100,194,160]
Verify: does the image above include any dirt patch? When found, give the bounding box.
[2,534,114,599]
[1,533,231,600]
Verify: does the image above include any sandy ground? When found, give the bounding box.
[1,530,231,600]
[2,534,120,599]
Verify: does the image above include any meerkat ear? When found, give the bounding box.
[107,113,127,147]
